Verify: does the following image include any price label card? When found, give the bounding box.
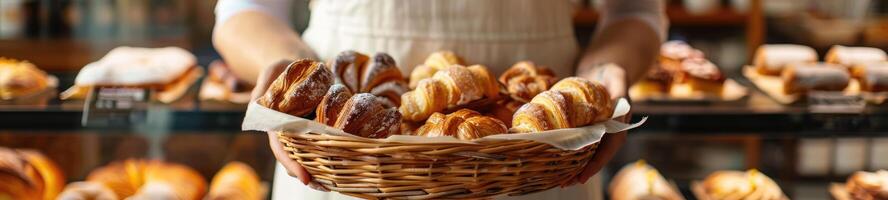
[82,87,151,127]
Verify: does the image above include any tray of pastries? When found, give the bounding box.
[609,160,685,200]
[61,46,204,104]
[830,170,888,200]
[630,41,748,102]
[692,169,788,200]
[241,50,643,199]
[743,44,888,104]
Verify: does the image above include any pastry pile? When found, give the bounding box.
[635,41,726,97]
[754,44,888,94]
[257,50,617,140]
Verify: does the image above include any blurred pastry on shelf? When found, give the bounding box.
[0,58,51,100]
[782,63,850,95]
[754,44,818,76]
[400,64,499,122]
[498,61,558,102]
[59,159,207,200]
[511,77,613,133]
[409,51,465,89]
[825,45,887,68]
[207,162,267,200]
[695,169,787,200]
[60,46,204,103]
[851,62,888,92]
[257,59,333,117]
[682,57,726,95]
[0,147,65,200]
[609,160,684,200]
[415,109,508,140]
[199,61,254,104]
[843,170,888,200]
[329,51,408,107]
[635,64,676,95]
[660,41,704,73]
[315,85,401,139]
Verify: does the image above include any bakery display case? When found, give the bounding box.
[2,0,888,199]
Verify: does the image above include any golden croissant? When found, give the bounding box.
[257,59,334,117]
[499,61,557,102]
[511,77,613,132]
[330,51,408,107]
[409,51,465,89]
[416,109,508,140]
[317,84,402,138]
[400,65,500,122]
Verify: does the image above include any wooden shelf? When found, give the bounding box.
[574,6,749,27]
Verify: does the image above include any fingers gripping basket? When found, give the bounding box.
[244,99,643,199]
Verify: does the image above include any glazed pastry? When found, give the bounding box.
[0,58,50,100]
[330,51,408,106]
[60,46,203,103]
[257,59,334,117]
[415,109,508,140]
[18,150,65,200]
[754,44,818,76]
[316,86,401,138]
[199,61,254,104]
[499,61,558,102]
[609,161,684,200]
[782,63,850,94]
[637,64,677,94]
[409,51,465,88]
[660,41,703,79]
[699,169,786,200]
[825,45,888,68]
[400,65,500,122]
[66,159,207,200]
[511,77,613,133]
[851,62,888,92]
[487,99,524,128]
[206,162,265,200]
[845,170,888,200]
[682,58,726,94]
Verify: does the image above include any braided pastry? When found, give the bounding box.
[400,65,500,122]
[409,51,465,89]
[512,77,613,133]
[499,61,558,102]
[845,170,888,200]
[257,59,334,117]
[416,109,508,140]
[330,51,408,107]
[699,170,785,200]
[316,84,401,138]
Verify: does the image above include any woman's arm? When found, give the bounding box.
[212,0,316,85]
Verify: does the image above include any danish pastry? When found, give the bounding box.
[499,61,558,102]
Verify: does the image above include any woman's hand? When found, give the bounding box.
[247,60,326,191]
[565,63,630,186]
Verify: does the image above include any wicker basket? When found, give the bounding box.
[278,131,599,199]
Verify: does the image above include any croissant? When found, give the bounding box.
[257,59,334,117]
[330,51,408,107]
[700,169,785,200]
[316,85,402,138]
[499,61,558,102]
[400,65,500,122]
[511,77,613,133]
[415,109,508,140]
[207,162,265,200]
[66,159,207,200]
[409,51,465,88]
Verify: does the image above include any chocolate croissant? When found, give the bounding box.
[499,61,558,102]
[257,59,334,117]
[330,51,408,107]
[409,51,465,89]
[316,85,401,138]
[400,65,500,122]
[511,77,613,133]
[415,109,508,140]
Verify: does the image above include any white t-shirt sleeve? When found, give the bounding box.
[214,0,293,28]
[597,0,668,42]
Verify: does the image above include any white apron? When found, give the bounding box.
[275,0,600,199]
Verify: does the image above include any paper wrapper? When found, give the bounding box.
[242,98,645,151]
